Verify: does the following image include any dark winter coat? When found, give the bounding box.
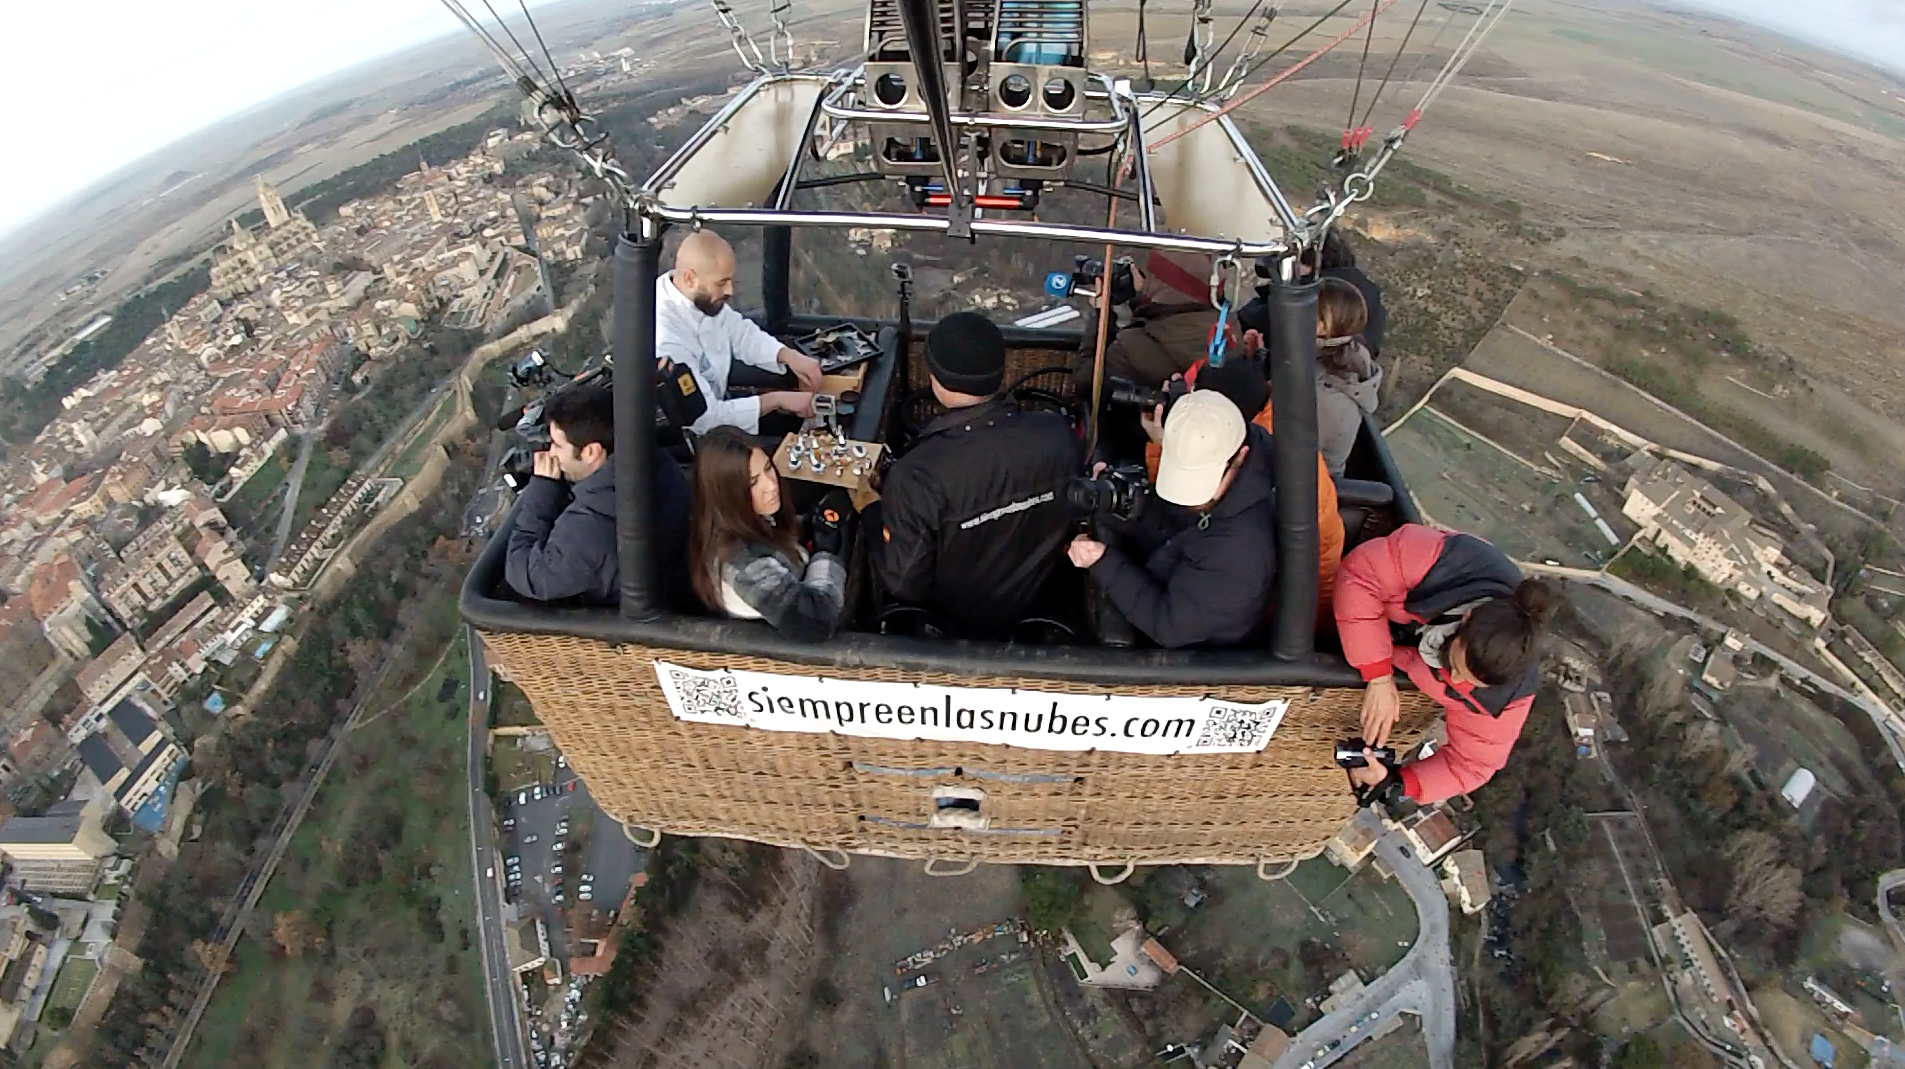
[1089,424,1278,649]
[1075,304,1226,392]
[506,455,692,606]
[875,397,1083,639]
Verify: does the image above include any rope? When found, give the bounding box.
[1136,0,1152,87]
[478,0,558,89]
[1341,0,1380,150]
[1146,0,1397,151]
[1413,0,1515,121]
[1141,0,1268,119]
[518,0,570,101]
[1351,0,1434,147]
[437,0,539,85]
[1399,0,1461,90]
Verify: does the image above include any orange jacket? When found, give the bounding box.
[1144,401,1344,611]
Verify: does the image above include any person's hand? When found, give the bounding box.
[1360,676,1400,747]
[1243,328,1265,357]
[1067,535,1107,569]
[531,450,564,481]
[1347,750,1391,791]
[782,350,824,392]
[1140,402,1165,444]
[766,391,817,418]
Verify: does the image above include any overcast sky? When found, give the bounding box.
[2,0,1901,239]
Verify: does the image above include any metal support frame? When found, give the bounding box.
[614,227,666,621]
[1119,82,1159,233]
[1267,268,1320,661]
[822,68,1132,133]
[647,204,1289,256]
[896,0,970,236]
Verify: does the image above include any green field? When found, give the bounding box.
[184,627,485,1069]
[226,449,291,534]
[46,956,99,1015]
[1133,859,1420,1029]
[390,395,457,479]
[288,445,352,540]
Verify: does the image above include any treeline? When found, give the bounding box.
[1605,641,1904,948]
[0,264,212,445]
[1605,358,1832,481]
[88,436,487,1068]
[235,106,516,230]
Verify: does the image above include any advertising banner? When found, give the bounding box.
[654,660,1288,755]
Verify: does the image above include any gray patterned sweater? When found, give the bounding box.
[717,543,848,642]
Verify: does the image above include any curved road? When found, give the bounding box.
[465,628,528,1069]
[1270,829,1456,1069]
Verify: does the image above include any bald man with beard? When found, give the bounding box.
[656,230,824,437]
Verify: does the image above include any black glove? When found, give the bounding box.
[807,489,854,558]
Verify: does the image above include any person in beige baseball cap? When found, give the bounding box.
[1066,391,1279,649]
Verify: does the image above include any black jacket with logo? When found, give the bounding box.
[1090,424,1278,649]
[875,398,1083,638]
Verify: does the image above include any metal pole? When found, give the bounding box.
[763,225,792,333]
[614,224,666,621]
[1268,268,1320,661]
[895,0,971,236]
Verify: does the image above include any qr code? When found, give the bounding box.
[1191,703,1280,749]
[666,667,744,720]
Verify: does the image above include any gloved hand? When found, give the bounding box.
[807,489,854,558]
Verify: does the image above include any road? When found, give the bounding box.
[1271,830,1456,1069]
[465,629,529,1069]
[1521,562,1905,773]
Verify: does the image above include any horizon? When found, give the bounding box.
[3,0,1902,245]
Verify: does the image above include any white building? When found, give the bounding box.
[1621,457,1830,629]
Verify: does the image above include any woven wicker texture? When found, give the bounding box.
[479,631,1440,865]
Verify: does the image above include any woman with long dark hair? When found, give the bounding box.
[687,427,847,642]
[1315,277,1383,478]
[1334,524,1560,804]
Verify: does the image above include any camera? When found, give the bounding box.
[1103,375,1188,414]
[1047,256,1138,305]
[500,445,537,492]
[1333,738,1399,769]
[508,349,559,390]
[1065,463,1152,521]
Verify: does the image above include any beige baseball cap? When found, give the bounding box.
[1155,391,1247,506]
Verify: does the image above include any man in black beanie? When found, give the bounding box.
[874,312,1083,638]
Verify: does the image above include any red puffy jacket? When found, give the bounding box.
[1334,524,1536,804]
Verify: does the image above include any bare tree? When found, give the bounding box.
[1721,830,1803,932]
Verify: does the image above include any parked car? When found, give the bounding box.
[502,817,516,829]
[552,864,563,875]
[557,755,568,768]
[533,785,545,800]
[523,835,538,844]
[578,888,593,901]
[516,791,528,806]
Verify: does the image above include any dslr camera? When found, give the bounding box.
[1049,255,1138,306]
[498,366,611,491]
[1102,375,1189,414]
[1065,463,1152,522]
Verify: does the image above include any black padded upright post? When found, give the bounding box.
[614,227,665,621]
[762,225,792,333]
[896,0,968,232]
[1268,272,1321,661]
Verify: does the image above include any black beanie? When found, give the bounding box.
[926,312,1007,397]
[1197,355,1270,420]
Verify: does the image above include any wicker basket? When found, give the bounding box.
[479,630,1439,868]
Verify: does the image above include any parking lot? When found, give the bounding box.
[498,758,646,961]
